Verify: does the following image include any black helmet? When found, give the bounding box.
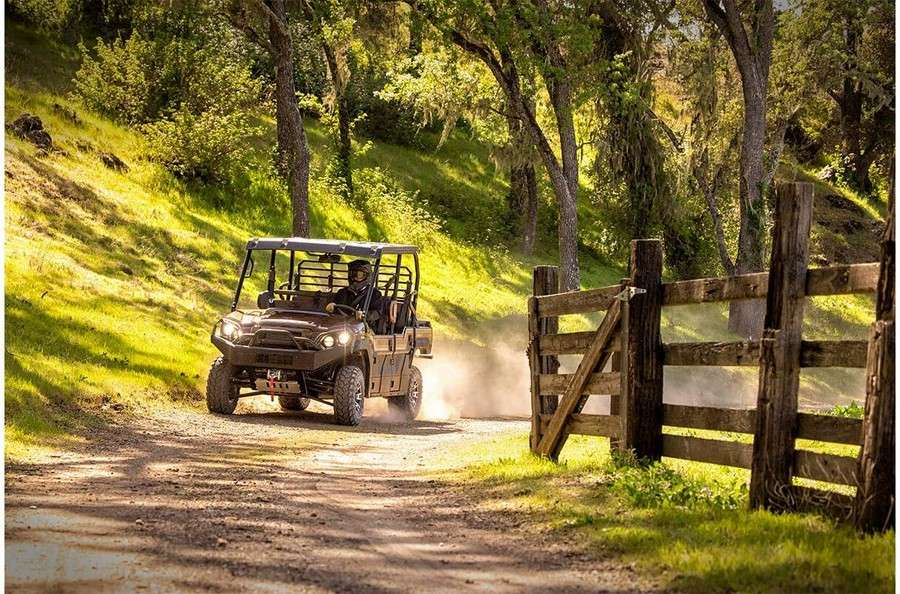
[347,259,371,286]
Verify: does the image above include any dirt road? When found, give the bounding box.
[6,403,653,593]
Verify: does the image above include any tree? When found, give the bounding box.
[380,47,539,254]
[702,0,775,338]
[795,0,895,193]
[414,0,592,291]
[225,0,311,237]
[298,0,355,197]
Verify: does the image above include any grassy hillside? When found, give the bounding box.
[4,21,884,459]
[3,22,623,459]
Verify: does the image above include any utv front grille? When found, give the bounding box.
[254,330,298,348]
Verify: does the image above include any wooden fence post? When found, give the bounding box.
[750,182,814,511]
[855,169,895,533]
[529,266,560,452]
[620,240,664,460]
[610,279,628,453]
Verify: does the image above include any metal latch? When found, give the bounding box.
[614,286,647,301]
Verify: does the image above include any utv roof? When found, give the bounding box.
[245,238,420,257]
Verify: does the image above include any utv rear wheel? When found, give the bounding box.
[206,356,239,414]
[278,396,311,411]
[389,366,422,421]
[333,365,365,426]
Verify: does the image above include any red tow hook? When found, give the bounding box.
[268,376,275,401]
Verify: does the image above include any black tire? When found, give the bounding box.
[206,356,239,415]
[278,396,311,411]
[389,366,422,421]
[333,365,365,426]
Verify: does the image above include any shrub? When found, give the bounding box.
[830,401,865,419]
[75,29,262,181]
[354,167,443,246]
[607,453,747,510]
[73,32,163,125]
[142,109,260,182]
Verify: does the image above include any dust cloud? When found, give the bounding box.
[417,327,533,420]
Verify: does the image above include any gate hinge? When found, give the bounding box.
[614,286,647,301]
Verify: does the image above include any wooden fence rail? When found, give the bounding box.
[528,182,894,532]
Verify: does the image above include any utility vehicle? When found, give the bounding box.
[207,238,433,425]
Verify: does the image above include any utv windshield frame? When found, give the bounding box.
[230,238,422,316]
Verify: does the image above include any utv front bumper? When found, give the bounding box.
[211,335,348,371]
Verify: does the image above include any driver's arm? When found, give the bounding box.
[325,288,350,313]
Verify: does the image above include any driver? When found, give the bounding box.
[325,259,384,324]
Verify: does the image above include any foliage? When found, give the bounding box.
[353,167,444,246]
[142,108,261,182]
[73,8,262,181]
[607,451,748,510]
[830,401,866,419]
[73,32,162,125]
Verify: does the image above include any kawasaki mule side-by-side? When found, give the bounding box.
[207,238,433,426]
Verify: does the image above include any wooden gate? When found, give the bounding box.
[527,183,895,532]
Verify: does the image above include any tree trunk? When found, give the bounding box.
[729,69,769,338]
[546,79,581,291]
[269,0,311,237]
[322,40,353,197]
[703,0,774,339]
[443,23,580,290]
[508,163,537,256]
[506,108,537,256]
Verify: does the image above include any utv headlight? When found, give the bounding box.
[220,321,242,341]
[321,331,351,349]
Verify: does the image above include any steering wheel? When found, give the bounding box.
[331,304,358,316]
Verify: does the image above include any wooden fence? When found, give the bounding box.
[528,183,895,532]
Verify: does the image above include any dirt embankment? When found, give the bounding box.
[6,405,656,593]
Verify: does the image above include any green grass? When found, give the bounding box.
[441,432,894,593]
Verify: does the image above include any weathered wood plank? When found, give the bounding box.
[797,413,863,445]
[662,435,753,469]
[663,342,760,366]
[537,299,622,460]
[539,372,620,396]
[663,272,769,306]
[806,263,879,296]
[856,319,896,531]
[661,405,862,446]
[528,295,542,453]
[539,413,620,439]
[529,266,561,452]
[536,285,621,318]
[661,340,868,368]
[539,330,620,356]
[663,405,756,434]
[751,183,814,512]
[856,178,895,532]
[799,340,868,368]
[794,450,857,486]
[661,263,878,308]
[621,240,665,461]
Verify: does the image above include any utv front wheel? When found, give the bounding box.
[278,396,311,411]
[333,365,365,426]
[389,366,422,421]
[206,356,239,414]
